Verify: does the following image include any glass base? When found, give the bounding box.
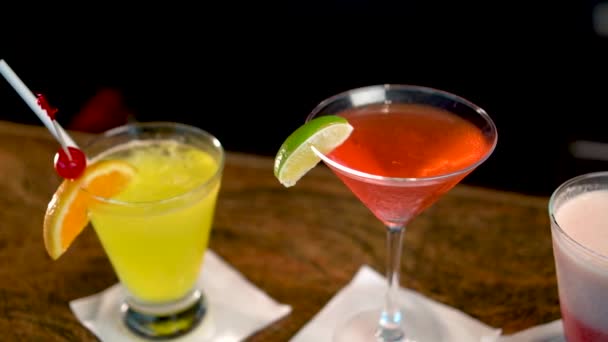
[124,290,207,340]
[332,307,443,342]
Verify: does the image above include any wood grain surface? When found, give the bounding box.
[0,120,560,341]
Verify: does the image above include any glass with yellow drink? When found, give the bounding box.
[83,122,224,339]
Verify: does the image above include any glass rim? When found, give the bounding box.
[305,84,498,184]
[549,171,608,262]
[79,121,225,207]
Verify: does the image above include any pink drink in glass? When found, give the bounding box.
[308,85,498,341]
[327,103,492,227]
[550,172,608,341]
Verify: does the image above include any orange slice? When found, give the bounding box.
[44,160,136,260]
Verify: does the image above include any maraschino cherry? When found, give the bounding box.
[37,94,87,180]
[53,147,87,180]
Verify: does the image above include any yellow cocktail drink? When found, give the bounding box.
[89,139,221,303]
[70,122,226,339]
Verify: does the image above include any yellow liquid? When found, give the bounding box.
[88,140,221,303]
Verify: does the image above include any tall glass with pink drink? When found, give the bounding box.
[550,171,608,341]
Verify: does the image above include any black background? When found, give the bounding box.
[2,1,607,196]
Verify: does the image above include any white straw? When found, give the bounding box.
[0,59,78,148]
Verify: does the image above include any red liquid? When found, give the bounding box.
[562,306,608,342]
[327,103,492,226]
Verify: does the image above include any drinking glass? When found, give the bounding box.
[306,85,497,341]
[82,122,224,339]
[549,171,608,341]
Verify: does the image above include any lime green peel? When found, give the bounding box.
[274,115,353,187]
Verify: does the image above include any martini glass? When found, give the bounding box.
[307,84,498,342]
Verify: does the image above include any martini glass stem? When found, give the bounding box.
[378,225,406,341]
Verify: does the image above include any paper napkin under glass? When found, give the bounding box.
[289,265,503,342]
[499,320,565,342]
[289,264,567,342]
[70,250,292,342]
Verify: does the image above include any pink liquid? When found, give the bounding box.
[327,103,492,226]
[553,190,608,341]
[562,307,608,342]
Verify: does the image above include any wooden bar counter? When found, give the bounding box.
[0,120,560,341]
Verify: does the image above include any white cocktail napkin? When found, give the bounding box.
[290,265,503,342]
[70,250,292,342]
[499,320,564,342]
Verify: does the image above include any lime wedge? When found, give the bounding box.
[274,115,353,187]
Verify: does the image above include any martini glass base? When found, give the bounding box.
[332,306,443,342]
